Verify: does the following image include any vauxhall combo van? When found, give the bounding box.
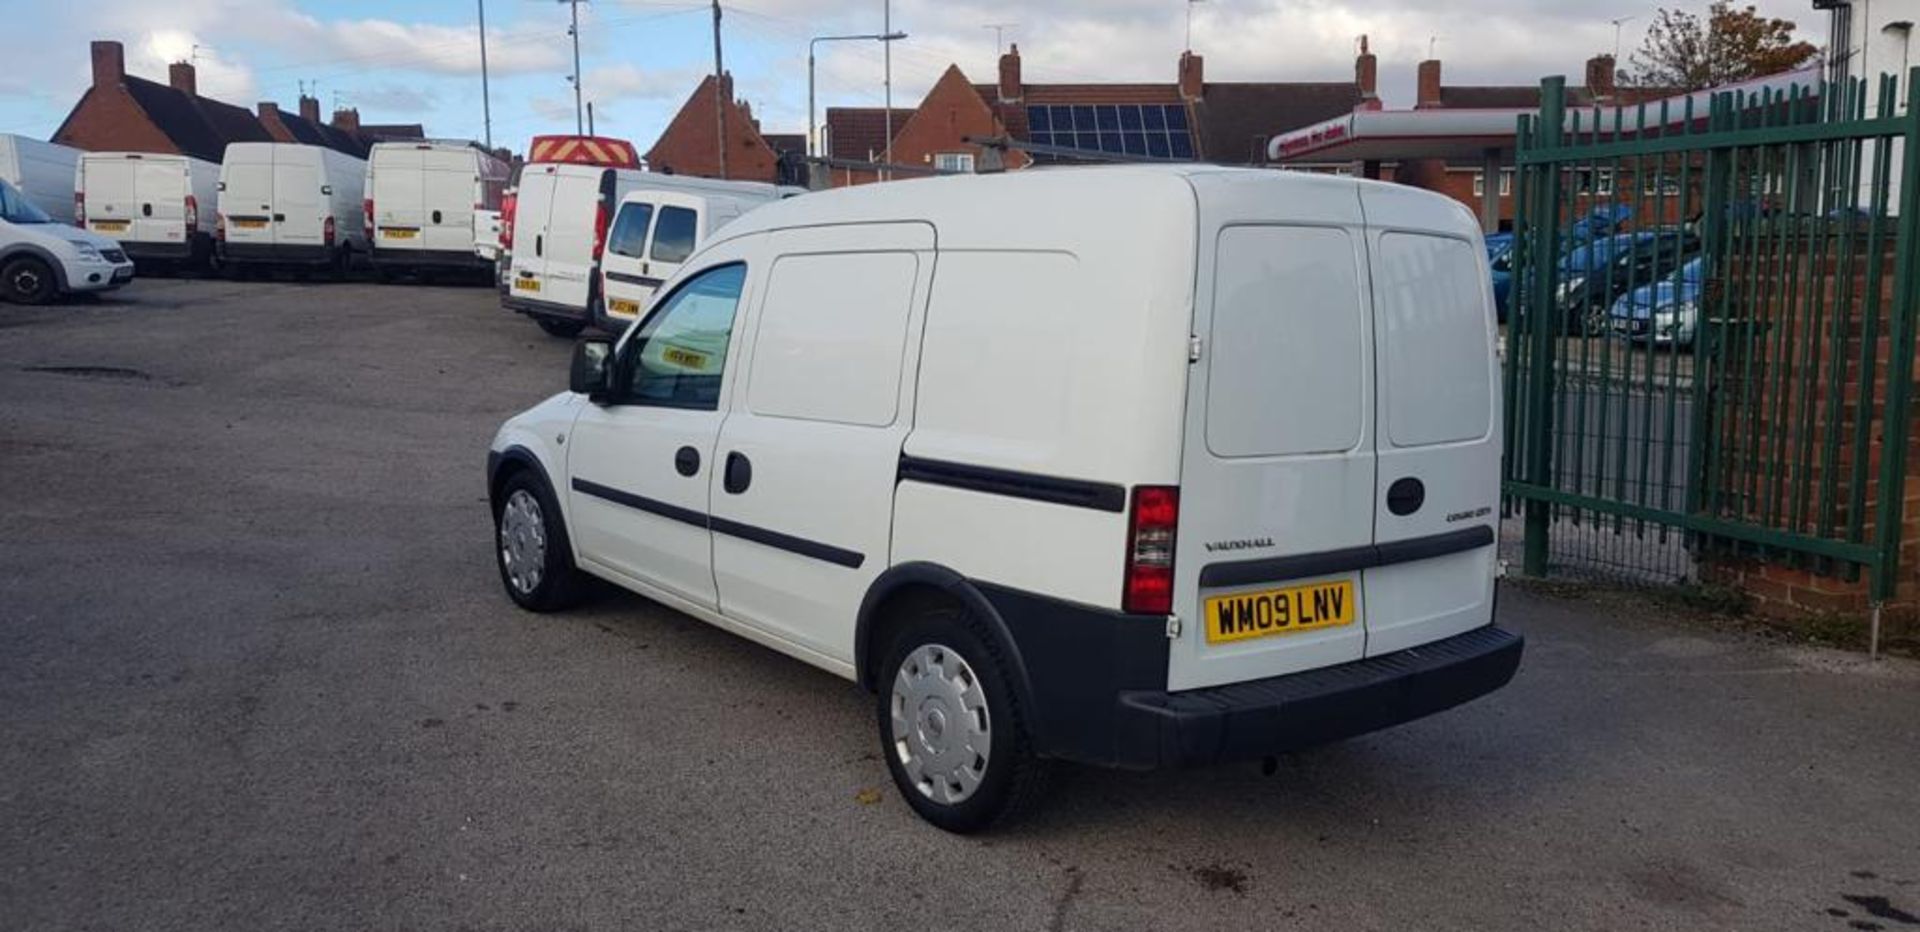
[486,166,1522,832]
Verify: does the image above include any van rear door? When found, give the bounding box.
[1168,177,1377,692]
[132,159,189,247]
[81,156,138,239]
[372,147,426,249]
[506,165,558,299]
[1356,187,1501,656]
[221,153,275,248]
[273,151,323,248]
[541,166,608,312]
[421,149,479,254]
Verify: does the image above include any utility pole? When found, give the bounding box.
[712,0,727,179]
[478,0,493,149]
[561,0,585,135]
[883,0,893,179]
[588,101,595,135]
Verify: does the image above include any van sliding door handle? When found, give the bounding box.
[723,452,752,494]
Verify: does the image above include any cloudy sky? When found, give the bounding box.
[2,0,1825,152]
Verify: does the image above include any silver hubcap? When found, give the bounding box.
[890,643,992,805]
[12,269,40,294]
[499,489,547,595]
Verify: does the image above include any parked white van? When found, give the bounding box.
[503,164,796,337]
[363,141,507,279]
[485,166,1520,832]
[216,142,367,275]
[77,152,219,269]
[597,178,790,330]
[2,177,134,304]
[0,134,82,225]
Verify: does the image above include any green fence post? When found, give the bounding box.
[1522,76,1568,576]
[1870,68,1920,604]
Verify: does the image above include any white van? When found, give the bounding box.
[503,164,796,337]
[597,180,786,330]
[216,142,367,275]
[0,134,81,225]
[76,152,219,269]
[2,177,134,304]
[485,166,1520,833]
[363,141,506,278]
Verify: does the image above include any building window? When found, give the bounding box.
[933,152,975,173]
[1473,170,1514,198]
[1568,168,1615,196]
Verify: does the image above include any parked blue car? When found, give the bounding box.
[1608,255,1706,348]
[1491,206,1633,322]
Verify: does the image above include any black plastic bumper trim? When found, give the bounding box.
[1118,624,1523,768]
[1199,525,1495,589]
[898,454,1127,513]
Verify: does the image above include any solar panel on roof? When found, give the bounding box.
[1023,104,1195,162]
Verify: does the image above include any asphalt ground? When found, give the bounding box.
[3,278,1918,931]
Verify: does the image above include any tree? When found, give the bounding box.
[1626,1,1819,90]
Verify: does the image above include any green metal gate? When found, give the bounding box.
[1503,71,1920,600]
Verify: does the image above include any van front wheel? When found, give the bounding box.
[877,609,1048,833]
[537,317,586,338]
[2,256,57,305]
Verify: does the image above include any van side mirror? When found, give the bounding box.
[570,338,613,399]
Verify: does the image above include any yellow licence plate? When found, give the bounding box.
[381,228,419,239]
[233,219,268,229]
[515,277,541,293]
[93,221,129,232]
[608,298,640,316]
[1204,579,1356,644]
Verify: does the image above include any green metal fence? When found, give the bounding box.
[1503,71,1920,600]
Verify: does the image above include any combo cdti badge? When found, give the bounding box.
[486,165,1523,833]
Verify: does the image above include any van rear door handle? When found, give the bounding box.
[273,213,285,222]
[535,234,543,257]
[723,452,752,494]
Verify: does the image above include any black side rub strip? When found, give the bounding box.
[571,478,864,569]
[1199,525,1494,589]
[897,455,1127,513]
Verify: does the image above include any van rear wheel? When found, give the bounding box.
[1,256,57,305]
[877,608,1049,833]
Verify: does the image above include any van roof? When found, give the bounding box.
[712,164,1461,250]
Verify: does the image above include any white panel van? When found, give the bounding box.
[0,135,82,225]
[77,152,219,269]
[364,141,507,279]
[597,179,787,331]
[502,164,797,337]
[485,166,1520,833]
[216,143,367,275]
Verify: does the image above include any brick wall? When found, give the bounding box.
[645,74,778,183]
[884,65,1028,179]
[52,86,182,156]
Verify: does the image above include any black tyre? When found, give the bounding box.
[493,471,589,612]
[876,607,1049,833]
[1,256,58,305]
[537,317,587,338]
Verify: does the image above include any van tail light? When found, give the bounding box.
[363,198,374,240]
[74,192,85,226]
[500,194,516,249]
[591,199,610,263]
[184,195,198,233]
[324,215,336,247]
[1123,486,1180,615]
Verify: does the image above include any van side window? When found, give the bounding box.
[607,202,653,259]
[651,206,698,263]
[624,263,746,410]
[747,252,919,427]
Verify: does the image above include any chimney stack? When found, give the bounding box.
[331,108,360,133]
[169,61,197,97]
[1416,58,1443,109]
[258,101,280,121]
[1586,54,1617,102]
[1178,50,1205,101]
[998,44,1023,102]
[90,40,126,89]
[1355,35,1379,110]
[299,95,320,123]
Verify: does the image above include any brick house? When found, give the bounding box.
[820,44,1363,187]
[52,40,420,162]
[645,73,783,182]
[53,41,273,162]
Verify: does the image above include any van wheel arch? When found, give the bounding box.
[489,446,559,517]
[856,564,1036,711]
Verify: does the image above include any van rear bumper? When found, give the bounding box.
[219,243,335,266]
[370,247,488,270]
[1116,625,1523,768]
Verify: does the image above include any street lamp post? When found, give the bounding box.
[808,31,907,160]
